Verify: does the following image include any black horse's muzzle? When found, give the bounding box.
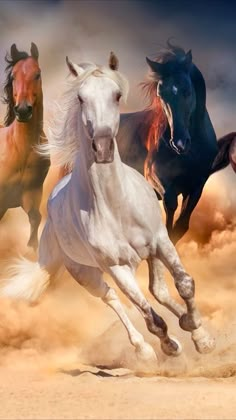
[170,136,191,155]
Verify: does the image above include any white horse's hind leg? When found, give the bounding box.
[64,262,157,365]
[38,218,62,276]
[148,257,185,318]
[109,265,182,357]
[156,227,215,354]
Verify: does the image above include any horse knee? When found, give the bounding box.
[102,287,117,303]
[175,274,195,300]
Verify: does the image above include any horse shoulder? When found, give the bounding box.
[0,127,21,176]
[123,165,161,223]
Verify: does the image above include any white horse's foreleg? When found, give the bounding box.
[102,287,157,363]
[109,265,182,357]
[64,262,156,363]
[156,228,215,354]
[148,257,185,318]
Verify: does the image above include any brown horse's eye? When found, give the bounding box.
[116,93,121,102]
[35,73,41,80]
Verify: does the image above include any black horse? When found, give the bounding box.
[117,43,236,243]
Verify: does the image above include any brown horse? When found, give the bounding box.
[0,43,49,250]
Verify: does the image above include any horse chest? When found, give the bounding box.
[154,139,215,191]
[17,152,48,189]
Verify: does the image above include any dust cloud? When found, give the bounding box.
[0,0,235,378]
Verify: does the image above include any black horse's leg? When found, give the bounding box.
[21,188,42,251]
[171,182,205,244]
[163,187,178,235]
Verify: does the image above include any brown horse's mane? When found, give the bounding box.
[141,41,189,151]
[2,49,30,126]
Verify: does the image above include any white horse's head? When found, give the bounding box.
[66,53,128,163]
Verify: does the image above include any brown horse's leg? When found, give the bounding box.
[171,183,205,244]
[21,188,42,251]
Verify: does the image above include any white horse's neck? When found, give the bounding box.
[71,126,126,214]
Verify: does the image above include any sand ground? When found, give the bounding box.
[0,171,235,419]
[0,365,236,420]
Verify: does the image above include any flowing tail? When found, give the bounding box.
[0,258,50,303]
[210,132,236,175]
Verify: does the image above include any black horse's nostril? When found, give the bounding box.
[14,104,19,113]
[176,139,186,152]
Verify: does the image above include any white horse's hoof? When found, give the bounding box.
[191,326,216,354]
[135,343,159,375]
[135,342,157,364]
[161,336,182,357]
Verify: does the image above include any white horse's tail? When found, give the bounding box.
[0,258,50,303]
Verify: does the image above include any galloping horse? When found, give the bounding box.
[117,43,236,243]
[0,43,49,249]
[1,53,214,365]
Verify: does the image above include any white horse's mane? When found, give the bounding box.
[39,62,129,168]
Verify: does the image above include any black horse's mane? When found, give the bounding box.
[142,41,206,109]
[142,41,207,133]
[2,49,29,126]
[140,41,207,148]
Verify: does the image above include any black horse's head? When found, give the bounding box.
[146,46,196,154]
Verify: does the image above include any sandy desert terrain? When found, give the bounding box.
[0,169,235,419]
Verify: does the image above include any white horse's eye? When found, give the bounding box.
[172,85,178,95]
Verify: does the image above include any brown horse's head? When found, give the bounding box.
[3,43,42,125]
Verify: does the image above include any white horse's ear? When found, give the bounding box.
[109,51,119,70]
[66,56,84,77]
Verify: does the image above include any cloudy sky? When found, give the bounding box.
[0,0,235,187]
[0,0,235,124]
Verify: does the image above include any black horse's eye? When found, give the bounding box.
[35,73,41,80]
[78,95,84,105]
[172,85,178,95]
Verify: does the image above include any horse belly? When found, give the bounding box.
[49,191,99,268]
[56,222,99,268]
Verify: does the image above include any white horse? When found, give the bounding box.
[1,53,215,365]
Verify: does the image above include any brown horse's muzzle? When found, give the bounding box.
[14,102,33,122]
[92,130,114,163]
